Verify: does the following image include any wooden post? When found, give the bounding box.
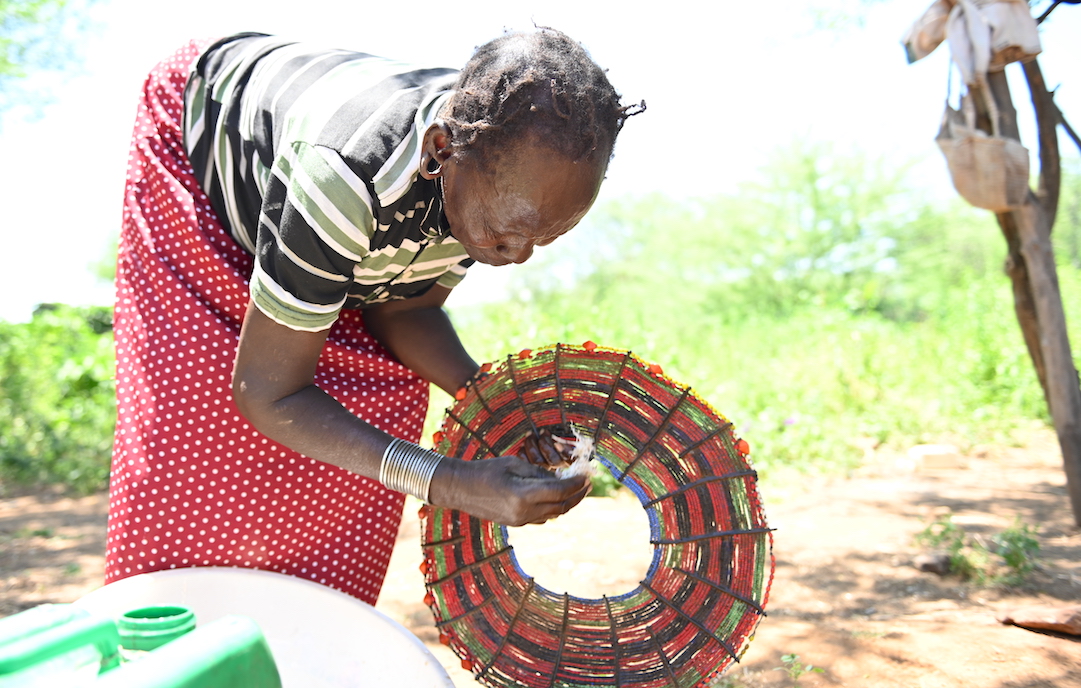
[980,63,1081,526]
[976,75,1052,408]
[1015,201,1081,525]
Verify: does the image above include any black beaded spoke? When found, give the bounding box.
[642,469,758,509]
[479,578,536,679]
[592,351,633,447]
[651,527,774,546]
[546,593,571,686]
[445,409,498,458]
[470,370,499,420]
[554,344,570,430]
[673,567,766,616]
[506,354,541,438]
[642,580,740,664]
[617,387,691,482]
[648,627,681,686]
[430,546,513,586]
[603,595,622,688]
[674,422,734,459]
[421,534,465,549]
[435,594,498,629]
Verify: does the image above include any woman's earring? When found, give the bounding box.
[422,152,443,177]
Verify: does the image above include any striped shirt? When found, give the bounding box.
[182,33,472,332]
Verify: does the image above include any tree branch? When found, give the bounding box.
[1036,0,1062,24]
[1051,95,1081,157]
[1021,58,1061,224]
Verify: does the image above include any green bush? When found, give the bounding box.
[0,304,115,494]
[9,146,1080,497]
[914,512,1040,586]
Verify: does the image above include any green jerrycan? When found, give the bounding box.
[97,614,281,688]
[0,604,120,687]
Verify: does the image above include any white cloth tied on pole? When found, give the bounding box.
[902,0,953,63]
[903,0,1036,212]
[902,0,1041,84]
[978,0,1043,70]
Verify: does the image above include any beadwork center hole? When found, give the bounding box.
[506,488,654,599]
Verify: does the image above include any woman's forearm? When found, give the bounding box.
[233,288,476,480]
[236,380,391,478]
[232,306,393,478]
[363,286,479,395]
[233,301,589,525]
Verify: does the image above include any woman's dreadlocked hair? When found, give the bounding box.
[443,28,644,167]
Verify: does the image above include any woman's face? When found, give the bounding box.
[427,130,606,266]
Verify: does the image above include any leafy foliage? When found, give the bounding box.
[0,0,96,111]
[774,653,826,685]
[0,304,115,493]
[1,0,64,78]
[9,145,1081,497]
[1056,160,1081,270]
[913,511,967,551]
[989,517,1041,585]
[914,512,1041,586]
[441,145,1079,482]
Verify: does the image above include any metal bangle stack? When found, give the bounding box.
[380,439,443,503]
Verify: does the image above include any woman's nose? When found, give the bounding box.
[497,242,534,264]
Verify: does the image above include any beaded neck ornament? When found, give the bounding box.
[420,343,774,688]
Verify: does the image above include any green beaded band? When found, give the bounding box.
[379,438,443,503]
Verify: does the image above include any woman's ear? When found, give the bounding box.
[419,122,454,180]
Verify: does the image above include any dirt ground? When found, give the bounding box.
[2,427,1079,687]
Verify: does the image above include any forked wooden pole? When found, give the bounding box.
[980,63,1081,526]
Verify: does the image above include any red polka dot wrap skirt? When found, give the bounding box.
[104,40,428,604]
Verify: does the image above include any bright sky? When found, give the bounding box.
[0,0,1078,322]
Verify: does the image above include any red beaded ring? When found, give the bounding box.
[420,343,774,688]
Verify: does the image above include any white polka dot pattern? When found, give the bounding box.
[104,40,428,606]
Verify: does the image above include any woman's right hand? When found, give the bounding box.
[428,455,591,526]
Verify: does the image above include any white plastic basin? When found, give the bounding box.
[73,567,453,688]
